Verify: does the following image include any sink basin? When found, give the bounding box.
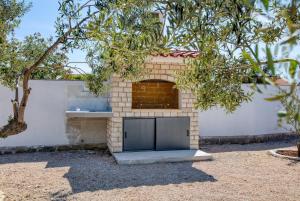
[67,110,90,113]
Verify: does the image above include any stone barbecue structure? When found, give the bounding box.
[107,54,199,153]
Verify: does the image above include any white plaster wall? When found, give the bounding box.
[0,81,294,147]
[199,85,290,137]
[0,80,108,147]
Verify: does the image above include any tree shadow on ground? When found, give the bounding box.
[287,160,300,166]
[49,153,216,193]
[0,150,216,198]
[203,139,299,153]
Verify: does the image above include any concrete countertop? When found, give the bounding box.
[65,111,113,118]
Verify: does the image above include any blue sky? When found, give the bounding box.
[16,0,89,72]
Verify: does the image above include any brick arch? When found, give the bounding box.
[132,79,179,109]
[143,74,176,83]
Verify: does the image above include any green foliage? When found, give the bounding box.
[289,60,298,78]
[82,0,167,95]
[82,0,262,112]
[167,0,262,111]
[64,74,87,80]
[176,49,253,112]
[277,85,300,135]
[266,45,275,75]
[0,33,70,89]
[242,51,262,73]
[0,0,31,43]
[261,0,269,10]
[264,94,286,101]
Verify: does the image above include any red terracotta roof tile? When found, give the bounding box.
[158,50,200,58]
[275,78,290,86]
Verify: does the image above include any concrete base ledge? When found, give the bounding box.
[113,150,213,165]
[200,133,299,145]
[268,149,300,161]
[0,143,107,155]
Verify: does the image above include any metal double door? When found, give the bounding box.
[123,117,190,151]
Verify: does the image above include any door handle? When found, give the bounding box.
[124,131,127,138]
[187,129,190,136]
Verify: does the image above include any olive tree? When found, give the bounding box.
[2,0,299,155]
[0,0,102,137]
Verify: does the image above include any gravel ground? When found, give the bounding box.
[0,140,299,201]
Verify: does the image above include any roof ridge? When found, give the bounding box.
[157,50,200,58]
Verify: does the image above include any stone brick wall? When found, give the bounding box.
[107,58,199,153]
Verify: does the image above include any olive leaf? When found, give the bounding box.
[265,94,286,101]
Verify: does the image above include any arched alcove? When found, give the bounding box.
[132,79,179,109]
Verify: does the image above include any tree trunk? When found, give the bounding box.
[17,69,31,123]
[0,40,62,138]
[0,120,27,138]
[0,10,96,138]
[0,71,30,138]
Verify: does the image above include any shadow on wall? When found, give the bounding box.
[0,151,216,199]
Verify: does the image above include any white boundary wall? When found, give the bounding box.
[0,81,291,147]
[0,80,108,147]
[0,80,70,147]
[199,85,288,137]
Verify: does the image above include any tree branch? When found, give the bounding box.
[17,10,99,123]
[259,58,300,65]
[28,10,99,74]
